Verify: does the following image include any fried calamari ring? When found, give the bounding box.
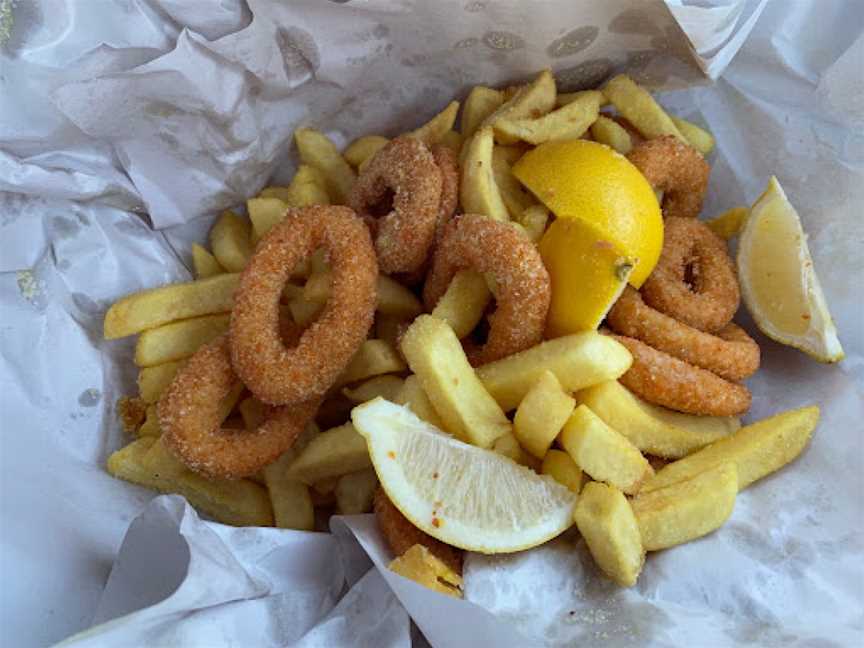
[373,487,463,574]
[423,214,551,365]
[608,287,759,381]
[431,144,460,239]
[159,336,319,479]
[610,332,752,417]
[641,217,739,332]
[231,205,378,405]
[400,144,460,285]
[348,137,443,275]
[627,135,709,220]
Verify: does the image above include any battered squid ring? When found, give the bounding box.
[400,143,460,285]
[607,287,759,381]
[348,137,443,275]
[641,217,740,332]
[374,487,463,574]
[231,205,378,406]
[627,135,710,220]
[423,214,551,365]
[159,336,319,479]
[609,332,752,417]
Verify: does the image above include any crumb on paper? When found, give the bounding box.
[0,0,14,46]
[16,270,44,303]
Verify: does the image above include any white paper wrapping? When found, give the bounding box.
[1,1,862,646]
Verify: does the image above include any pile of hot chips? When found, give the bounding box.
[104,70,816,592]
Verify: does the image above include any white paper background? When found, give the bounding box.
[1,1,862,646]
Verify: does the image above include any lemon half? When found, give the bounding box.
[352,398,577,554]
[540,218,635,335]
[513,140,663,287]
[738,177,844,363]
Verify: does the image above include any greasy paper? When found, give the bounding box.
[1,0,862,646]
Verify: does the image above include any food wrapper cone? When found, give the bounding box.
[1,1,862,646]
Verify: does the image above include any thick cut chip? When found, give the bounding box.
[286,423,371,484]
[389,544,463,598]
[430,270,492,339]
[342,375,405,404]
[338,339,407,387]
[475,332,632,412]
[541,450,582,493]
[573,481,644,587]
[344,135,390,168]
[669,116,715,155]
[210,210,252,272]
[104,273,239,339]
[632,463,737,550]
[335,468,379,514]
[641,406,819,493]
[494,90,602,145]
[400,315,511,448]
[559,405,653,495]
[482,70,557,144]
[577,381,739,459]
[513,370,575,459]
[589,115,633,154]
[138,359,186,404]
[107,437,274,527]
[395,375,446,431]
[294,128,356,203]
[603,74,685,142]
[460,126,510,222]
[134,313,230,367]
[191,244,224,279]
[409,101,460,144]
[304,272,422,319]
[462,86,505,138]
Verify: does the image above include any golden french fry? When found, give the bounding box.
[287,423,372,483]
[430,270,492,339]
[107,437,274,527]
[482,70,557,144]
[342,375,405,404]
[210,210,252,272]
[395,374,446,431]
[138,359,185,403]
[191,243,225,279]
[344,135,390,168]
[338,339,407,387]
[589,115,633,154]
[439,130,463,155]
[460,126,510,222]
[288,298,323,328]
[104,273,239,339]
[492,147,535,219]
[493,145,526,165]
[462,86,505,138]
[574,481,644,587]
[706,207,748,240]
[303,272,423,319]
[294,128,356,203]
[517,204,549,243]
[266,477,313,530]
[134,313,230,367]
[559,405,653,495]
[603,74,686,142]
[400,315,511,448]
[670,115,715,155]
[641,406,819,494]
[475,332,633,412]
[633,463,737,551]
[138,404,160,437]
[247,196,289,243]
[492,432,541,470]
[576,381,740,459]
[513,370,575,459]
[494,90,602,145]
[286,165,331,207]
[541,449,582,493]
[556,89,607,108]
[409,101,460,145]
[388,544,463,598]
[335,468,379,514]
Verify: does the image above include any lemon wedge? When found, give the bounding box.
[738,177,843,363]
[539,218,635,335]
[352,398,577,554]
[513,140,663,287]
